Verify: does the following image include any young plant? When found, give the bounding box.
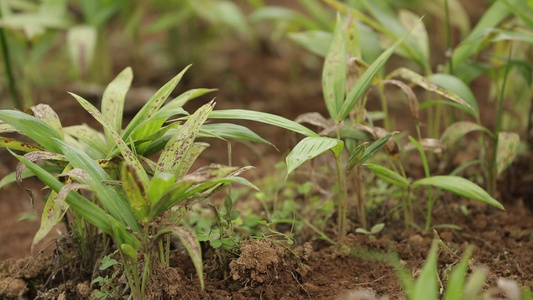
[0,66,316,299]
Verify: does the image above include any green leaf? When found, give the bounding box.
[358,132,396,165]
[346,142,367,172]
[122,65,191,141]
[444,247,473,300]
[9,150,117,236]
[155,227,204,289]
[338,19,420,121]
[389,68,472,110]
[33,183,88,247]
[364,163,409,190]
[174,142,210,180]
[427,73,478,117]
[148,172,175,205]
[209,109,318,137]
[286,137,343,177]
[450,0,522,72]
[412,176,504,210]
[496,132,519,176]
[69,93,149,185]
[0,137,42,152]
[55,140,142,232]
[0,110,63,153]
[121,164,149,222]
[101,67,133,146]
[412,240,439,300]
[440,121,493,147]
[156,102,213,176]
[288,30,332,57]
[200,123,273,146]
[322,13,346,120]
[63,124,108,155]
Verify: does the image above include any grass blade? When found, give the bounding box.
[30,104,64,139]
[444,246,473,300]
[412,240,439,300]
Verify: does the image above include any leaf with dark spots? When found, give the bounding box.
[33,183,89,247]
[101,67,133,147]
[156,103,214,177]
[0,138,43,152]
[30,104,64,139]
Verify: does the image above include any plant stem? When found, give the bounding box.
[0,28,21,109]
[335,154,347,240]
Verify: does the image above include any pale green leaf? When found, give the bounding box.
[364,163,408,190]
[209,109,318,137]
[322,13,346,119]
[200,123,273,146]
[288,30,332,57]
[0,137,42,152]
[286,137,343,177]
[0,110,63,153]
[30,104,63,139]
[148,172,175,205]
[427,73,478,117]
[63,124,107,156]
[496,132,519,175]
[412,176,504,209]
[440,121,493,147]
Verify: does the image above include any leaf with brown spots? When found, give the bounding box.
[121,164,149,222]
[155,226,204,290]
[69,92,149,186]
[63,124,107,155]
[155,102,214,177]
[0,137,43,152]
[496,132,519,176]
[30,104,64,139]
[440,121,493,148]
[101,67,133,147]
[33,183,89,248]
[322,13,346,121]
[388,68,472,110]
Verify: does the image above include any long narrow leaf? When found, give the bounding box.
[365,163,409,190]
[412,240,439,300]
[338,19,420,121]
[200,123,273,146]
[101,67,133,146]
[156,102,213,176]
[0,110,63,153]
[122,65,191,141]
[69,93,149,185]
[412,176,504,209]
[322,13,346,120]
[444,246,474,300]
[209,109,318,137]
[55,139,142,232]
